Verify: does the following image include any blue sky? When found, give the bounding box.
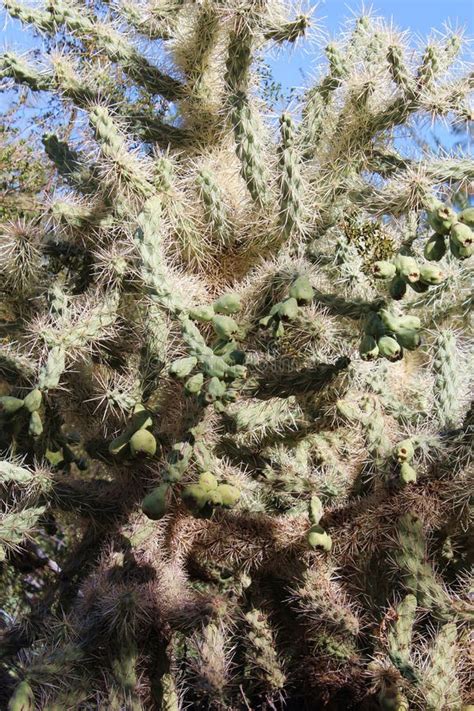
[1,0,473,149]
[266,0,474,94]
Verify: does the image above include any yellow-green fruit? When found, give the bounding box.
[205,377,226,402]
[274,321,285,338]
[142,484,169,520]
[365,313,386,339]
[23,389,42,413]
[400,461,417,484]
[199,471,218,491]
[227,364,246,380]
[45,448,64,467]
[8,680,35,711]
[0,396,25,414]
[185,372,204,395]
[459,207,474,227]
[378,685,409,711]
[216,483,240,507]
[169,356,197,379]
[373,260,396,279]
[133,404,153,429]
[309,496,323,525]
[395,315,421,331]
[449,237,473,260]
[130,429,157,457]
[182,484,210,510]
[359,334,379,361]
[427,204,457,235]
[208,489,223,505]
[419,264,444,285]
[389,276,407,300]
[189,305,215,321]
[278,297,299,320]
[379,309,400,332]
[378,335,402,361]
[424,233,447,261]
[394,439,415,462]
[109,431,132,455]
[394,329,420,351]
[214,293,241,315]
[289,275,314,302]
[450,222,473,247]
[201,355,228,379]
[307,524,332,551]
[212,315,238,339]
[393,255,419,282]
[28,411,43,437]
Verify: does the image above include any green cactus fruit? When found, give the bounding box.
[427,204,457,235]
[8,680,35,711]
[459,207,474,227]
[223,348,246,366]
[419,264,444,285]
[394,329,420,351]
[393,255,420,283]
[208,488,223,505]
[226,364,246,380]
[395,315,421,331]
[130,429,157,457]
[359,334,379,361]
[365,312,386,338]
[213,339,237,357]
[109,430,132,455]
[278,297,299,320]
[169,356,198,379]
[289,275,314,302]
[394,439,415,462]
[133,404,153,429]
[409,280,429,293]
[28,411,43,437]
[214,293,241,314]
[205,376,227,402]
[23,389,42,413]
[307,524,332,551]
[0,396,25,415]
[449,236,473,260]
[45,448,64,467]
[450,222,474,248]
[424,233,447,261]
[142,483,169,520]
[182,484,210,511]
[379,309,400,332]
[309,496,323,525]
[373,260,397,279]
[216,483,240,507]
[201,355,228,379]
[199,472,218,491]
[212,315,239,339]
[189,304,215,321]
[193,440,214,471]
[400,461,417,484]
[378,335,402,361]
[164,442,193,482]
[389,276,407,300]
[378,685,409,711]
[274,320,285,338]
[184,372,204,395]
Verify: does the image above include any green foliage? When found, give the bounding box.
[0,2,472,710]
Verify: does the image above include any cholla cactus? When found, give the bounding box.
[0,2,473,709]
